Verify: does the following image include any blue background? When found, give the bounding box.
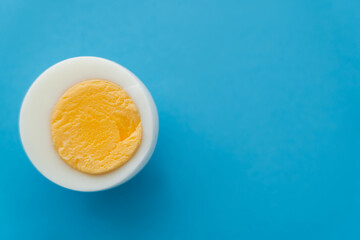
[0,0,359,239]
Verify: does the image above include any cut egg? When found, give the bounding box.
[19,57,159,192]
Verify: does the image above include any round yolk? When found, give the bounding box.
[51,79,142,174]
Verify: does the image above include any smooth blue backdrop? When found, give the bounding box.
[0,0,359,239]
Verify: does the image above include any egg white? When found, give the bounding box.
[19,57,158,192]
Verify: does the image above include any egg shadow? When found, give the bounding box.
[80,144,170,229]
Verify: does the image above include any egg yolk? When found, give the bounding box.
[51,79,142,174]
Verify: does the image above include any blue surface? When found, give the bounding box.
[0,0,359,239]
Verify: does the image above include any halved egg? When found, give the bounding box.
[19,57,158,192]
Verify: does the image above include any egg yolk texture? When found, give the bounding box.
[51,79,142,174]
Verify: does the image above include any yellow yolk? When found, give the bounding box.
[51,79,142,174]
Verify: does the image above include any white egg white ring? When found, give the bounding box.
[19,57,159,192]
